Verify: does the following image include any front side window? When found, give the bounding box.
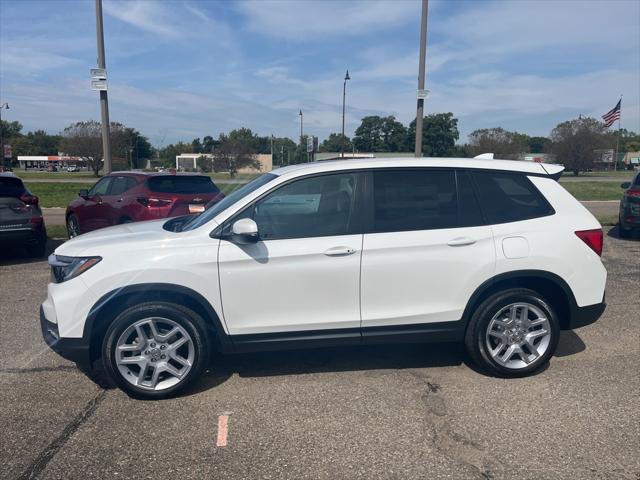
[90,178,112,196]
[247,172,358,240]
[373,169,457,232]
[472,171,554,224]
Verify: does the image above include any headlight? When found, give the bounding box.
[48,255,102,283]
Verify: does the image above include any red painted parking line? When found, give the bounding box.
[216,415,229,447]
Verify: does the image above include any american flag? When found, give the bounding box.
[601,99,621,128]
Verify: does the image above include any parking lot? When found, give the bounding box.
[0,231,638,480]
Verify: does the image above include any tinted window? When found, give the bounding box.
[456,171,484,227]
[109,176,137,195]
[634,173,640,187]
[0,176,26,197]
[249,173,357,240]
[472,171,553,224]
[373,169,457,232]
[90,178,112,196]
[147,176,219,194]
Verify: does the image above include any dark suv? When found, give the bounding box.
[619,171,640,238]
[0,173,47,257]
[66,172,224,237]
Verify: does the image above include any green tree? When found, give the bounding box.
[214,133,261,177]
[408,112,459,156]
[320,133,352,152]
[272,136,297,166]
[527,136,549,153]
[548,117,611,175]
[353,115,407,152]
[466,127,529,159]
[0,120,23,139]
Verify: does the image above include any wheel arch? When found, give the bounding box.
[462,270,578,331]
[84,283,232,363]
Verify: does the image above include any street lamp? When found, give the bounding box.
[0,102,10,168]
[341,70,350,157]
[299,109,303,143]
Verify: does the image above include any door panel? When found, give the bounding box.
[218,235,363,335]
[361,225,495,327]
[218,171,364,335]
[79,178,112,232]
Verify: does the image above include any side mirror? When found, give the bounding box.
[78,189,89,198]
[231,218,259,244]
[621,182,631,189]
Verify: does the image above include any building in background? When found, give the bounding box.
[17,155,86,171]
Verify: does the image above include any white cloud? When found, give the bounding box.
[236,0,419,40]
[103,0,180,38]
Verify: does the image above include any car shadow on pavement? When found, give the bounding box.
[554,330,586,357]
[189,342,465,396]
[0,238,63,267]
[607,225,639,241]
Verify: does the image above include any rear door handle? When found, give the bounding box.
[324,246,356,257]
[447,237,476,247]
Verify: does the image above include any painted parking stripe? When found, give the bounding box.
[216,415,229,447]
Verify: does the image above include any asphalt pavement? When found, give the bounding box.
[0,232,638,479]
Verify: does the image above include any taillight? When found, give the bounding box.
[136,197,173,208]
[20,194,39,207]
[626,189,640,197]
[575,229,603,256]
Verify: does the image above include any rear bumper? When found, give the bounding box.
[569,301,606,329]
[40,306,91,367]
[0,227,45,245]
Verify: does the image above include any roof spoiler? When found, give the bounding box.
[540,163,564,181]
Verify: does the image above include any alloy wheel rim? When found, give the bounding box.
[115,317,195,391]
[485,302,551,369]
[67,217,80,237]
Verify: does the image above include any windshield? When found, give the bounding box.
[181,173,277,231]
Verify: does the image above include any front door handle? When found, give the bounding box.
[324,246,356,257]
[447,237,476,247]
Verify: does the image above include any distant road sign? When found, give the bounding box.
[417,89,430,100]
[307,136,314,153]
[90,68,106,79]
[91,79,108,91]
[3,144,12,159]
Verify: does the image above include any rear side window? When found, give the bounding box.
[472,171,553,224]
[109,176,137,195]
[146,176,219,194]
[0,177,26,197]
[373,169,457,232]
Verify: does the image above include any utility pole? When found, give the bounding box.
[95,0,112,174]
[414,0,428,157]
[341,70,350,157]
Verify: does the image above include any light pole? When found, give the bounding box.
[415,0,428,157]
[341,70,350,157]
[299,110,304,143]
[95,0,112,174]
[0,102,9,168]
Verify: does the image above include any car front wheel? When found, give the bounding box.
[102,302,210,399]
[67,213,80,238]
[465,288,559,377]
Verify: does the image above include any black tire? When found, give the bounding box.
[67,213,80,238]
[102,302,210,400]
[464,288,560,378]
[618,222,631,238]
[118,217,133,224]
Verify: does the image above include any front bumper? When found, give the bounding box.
[40,306,91,367]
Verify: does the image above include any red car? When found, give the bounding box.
[66,172,224,237]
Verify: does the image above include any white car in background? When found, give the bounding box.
[41,157,606,399]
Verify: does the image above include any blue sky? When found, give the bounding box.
[1,0,639,147]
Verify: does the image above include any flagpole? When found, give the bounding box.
[614,95,622,172]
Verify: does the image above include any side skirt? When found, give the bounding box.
[229,321,465,353]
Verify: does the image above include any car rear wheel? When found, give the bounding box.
[618,215,632,238]
[102,302,210,399]
[26,235,47,258]
[67,213,80,238]
[465,288,559,377]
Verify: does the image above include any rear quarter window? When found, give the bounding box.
[472,171,554,224]
[146,176,219,194]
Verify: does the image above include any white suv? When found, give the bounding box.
[41,158,607,399]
